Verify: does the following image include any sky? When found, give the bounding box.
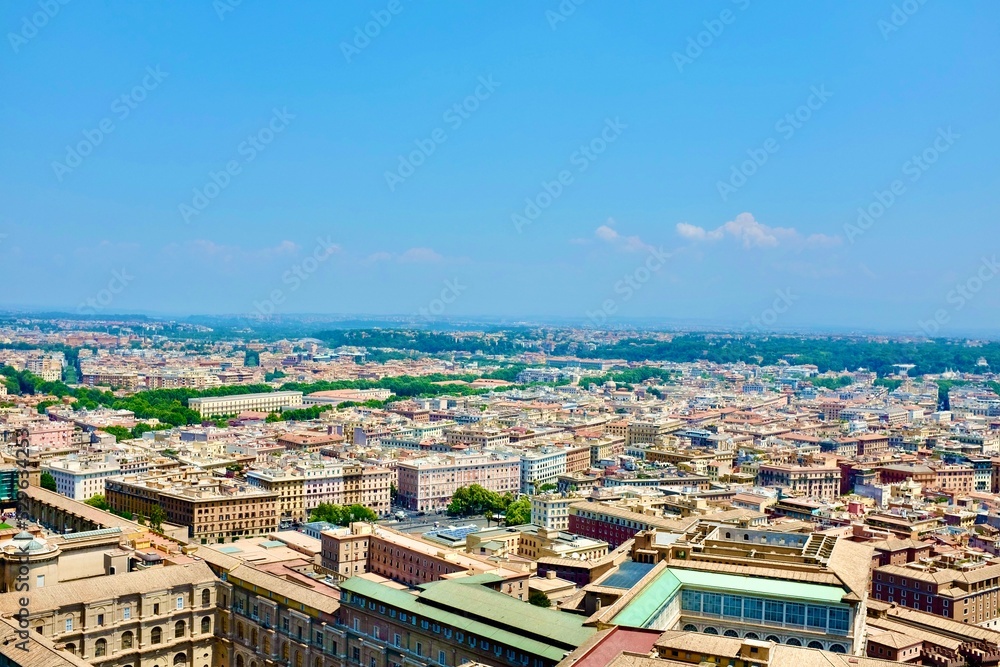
[2,1,999,335]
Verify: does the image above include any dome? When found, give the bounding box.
[13,531,33,541]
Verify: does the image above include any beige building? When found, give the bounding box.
[0,561,221,667]
[188,391,303,418]
[105,470,278,544]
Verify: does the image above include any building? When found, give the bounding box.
[0,560,220,667]
[43,457,138,501]
[187,391,303,418]
[105,470,278,543]
[592,526,873,654]
[338,575,596,667]
[872,562,1000,627]
[520,449,568,495]
[532,494,574,531]
[757,463,842,500]
[321,523,530,594]
[466,525,608,561]
[396,453,521,512]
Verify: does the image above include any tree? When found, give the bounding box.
[40,472,57,492]
[538,483,557,492]
[149,506,166,532]
[85,495,111,511]
[504,497,531,526]
[310,503,377,526]
[528,591,551,608]
[101,426,133,442]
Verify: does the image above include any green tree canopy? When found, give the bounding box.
[40,471,57,492]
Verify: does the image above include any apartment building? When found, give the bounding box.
[520,448,567,495]
[105,470,278,543]
[396,453,521,512]
[757,463,842,500]
[26,421,75,449]
[466,525,608,561]
[188,391,304,418]
[444,427,510,448]
[0,561,220,667]
[872,562,1000,627]
[531,494,574,531]
[44,456,144,501]
[320,523,530,595]
[628,419,684,446]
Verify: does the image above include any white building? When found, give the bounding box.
[43,457,137,501]
[520,448,567,495]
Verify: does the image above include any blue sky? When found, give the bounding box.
[1,1,998,334]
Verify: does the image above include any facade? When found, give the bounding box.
[520,449,567,495]
[105,471,278,543]
[872,562,1000,627]
[396,453,521,512]
[320,523,530,595]
[531,494,573,531]
[188,391,303,417]
[757,464,841,500]
[44,458,135,501]
[0,561,220,667]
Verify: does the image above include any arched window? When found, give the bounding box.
[173,652,187,665]
[703,627,719,635]
[251,628,258,645]
[201,617,211,634]
[765,636,780,643]
[237,622,245,641]
[786,638,801,646]
[263,637,271,654]
[202,589,211,606]
[151,627,162,644]
[95,639,107,657]
[829,644,847,654]
[122,631,134,649]
[65,643,76,655]
[236,656,245,667]
[175,620,186,638]
[744,633,759,640]
[282,642,289,660]
[682,624,697,632]
[724,630,739,637]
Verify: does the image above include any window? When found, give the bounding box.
[124,606,131,621]
[394,633,401,647]
[439,650,448,665]
[201,617,211,634]
[807,605,826,629]
[151,627,162,644]
[176,596,184,610]
[743,598,763,621]
[829,608,850,634]
[36,574,44,588]
[65,618,73,633]
[202,589,211,606]
[681,590,702,612]
[785,603,805,626]
[122,631,134,649]
[703,593,722,615]
[764,601,783,624]
[723,596,742,618]
[154,603,160,615]
[175,620,186,638]
[95,639,107,657]
[97,614,104,626]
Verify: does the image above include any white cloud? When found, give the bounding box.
[399,247,443,263]
[676,213,840,249]
[594,218,655,253]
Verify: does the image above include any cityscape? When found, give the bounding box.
[3,3,1000,667]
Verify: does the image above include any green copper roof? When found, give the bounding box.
[340,577,594,661]
[612,566,846,628]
